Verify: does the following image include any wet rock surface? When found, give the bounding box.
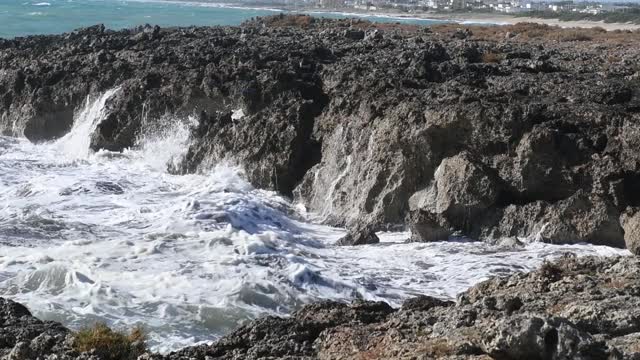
[2,17,640,248]
[335,226,380,246]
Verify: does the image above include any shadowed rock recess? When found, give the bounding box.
[2,17,640,250]
[3,256,640,359]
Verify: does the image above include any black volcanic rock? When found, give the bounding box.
[2,18,640,248]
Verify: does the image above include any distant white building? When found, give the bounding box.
[424,0,438,7]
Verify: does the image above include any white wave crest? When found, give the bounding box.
[54,88,120,159]
[0,93,631,353]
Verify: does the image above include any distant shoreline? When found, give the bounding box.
[123,0,640,30]
[217,1,640,30]
[302,8,640,30]
[425,12,640,30]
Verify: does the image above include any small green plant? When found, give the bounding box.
[73,323,147,360]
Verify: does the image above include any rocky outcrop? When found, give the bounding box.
[147,255,640,359]
[335,226,380,246]
[2,17,640,247]
[0,298,73,359]
[408,152,503,241]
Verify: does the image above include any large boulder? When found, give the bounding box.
[336,226,380,246]
[481,316,606,360]
[537,192,624,246]
[504,126,584,203]
[418,153,501,218]
[485,192,624,246]
[408,209,452,242]
[408,153,502,241]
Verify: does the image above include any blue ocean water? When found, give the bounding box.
[0,0,448,39]
[0,0,278,38]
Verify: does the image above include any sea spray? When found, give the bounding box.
[129,114,198,172]
[55,88,120,159]
[0,123,631,353]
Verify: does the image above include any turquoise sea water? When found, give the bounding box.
[0,0,448,39]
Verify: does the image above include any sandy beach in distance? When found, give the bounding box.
[425,12,640,30]
[295,6,640,31]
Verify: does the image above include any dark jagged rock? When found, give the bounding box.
[146,255,640,359]
[335,226,380,246]
[2,18,640,248]
[0,297,73,359]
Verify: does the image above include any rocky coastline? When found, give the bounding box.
[2,255,640,359]
[2,15,640,359]
[2,16,640,251]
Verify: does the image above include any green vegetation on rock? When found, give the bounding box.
[73,323,147,360]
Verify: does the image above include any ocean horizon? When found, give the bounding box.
[0,0,456,39]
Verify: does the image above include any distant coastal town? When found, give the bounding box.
[237,0,640,25]
[318,0,638,15]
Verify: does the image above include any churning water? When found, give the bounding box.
[0,90,630,352]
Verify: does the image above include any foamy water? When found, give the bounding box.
[0,90,630,352]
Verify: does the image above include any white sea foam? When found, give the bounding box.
[0,90,631,353]
[231,108,245,120]
[32,2,51,6]
[55,88,120,159]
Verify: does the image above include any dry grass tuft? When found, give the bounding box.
[550,30,593,42]
[482,51,503,64]
[432,21,640,44]
[73,323,147,360]
[607,55,623,63]
[257,14,316,28]
[418,338,456,357]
